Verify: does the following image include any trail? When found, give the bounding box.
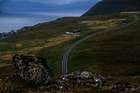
[61,14,139,75]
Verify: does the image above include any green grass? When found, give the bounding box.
[5,17,80,41]
[0,13,139,93]
[2,13,130,42]
[35,13,132,76]
[69,15,140,77]
[0,13,138,77]
[0,59,11,68]
[37,44,64,76]
[0,43,16,52]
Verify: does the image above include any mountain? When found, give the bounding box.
[84,0,140,16]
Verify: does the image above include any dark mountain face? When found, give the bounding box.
[83,0,140,16]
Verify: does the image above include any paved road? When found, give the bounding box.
[61,14,138,75]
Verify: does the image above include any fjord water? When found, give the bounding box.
[0,13,58,32]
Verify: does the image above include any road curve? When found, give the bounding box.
[60,14,138,75]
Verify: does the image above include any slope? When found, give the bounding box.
[84,0,140,16]
[69,13,140,80]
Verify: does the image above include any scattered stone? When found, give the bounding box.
[59,71,106,88]
[111,81,136,92]
[12,54,52,85]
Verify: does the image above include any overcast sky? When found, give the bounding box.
[27,0,97,5]
[0,0,99,16]
[2,0,98,5]
[0,0,100,32]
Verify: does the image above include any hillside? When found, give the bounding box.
[0,0,140,92]
[69,13,140,83]
[84,0,140,16]
[0,12,140,93]
[0,13,130,72]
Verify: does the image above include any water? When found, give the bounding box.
[0,13,59,32]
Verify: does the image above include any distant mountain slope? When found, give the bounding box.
[84,0,140,16]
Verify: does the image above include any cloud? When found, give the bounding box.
[28,0,92,5]
[1,0,98,16]
[1,0,98,6]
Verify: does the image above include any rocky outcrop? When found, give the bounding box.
[59,71,106,88]
[12,54,52,85]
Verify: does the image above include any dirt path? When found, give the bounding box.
[61,14,139,75]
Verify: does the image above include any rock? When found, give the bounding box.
[80,71,92,79]
[12,54,52,85]
[112,81,132,92]
[59,71,106,87]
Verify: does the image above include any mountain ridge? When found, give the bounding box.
[84,0,140,16]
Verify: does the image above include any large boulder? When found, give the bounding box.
[12,54,52,85]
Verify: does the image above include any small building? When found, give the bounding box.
[65,32,74,35]
[65,29,81,35]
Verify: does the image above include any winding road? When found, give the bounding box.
[60,14,139,75]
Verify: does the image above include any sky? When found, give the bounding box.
[0,0,100,32]
[28,0,96,5]
[0,0,99,16]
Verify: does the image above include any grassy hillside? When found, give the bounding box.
[37,13,132,74]
[6,17,83,41]
[0,13,134,74]
[69,14,140,78]
[84,0,140,16]
[0,12,139,93]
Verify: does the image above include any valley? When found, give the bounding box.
[0,0,140,92]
